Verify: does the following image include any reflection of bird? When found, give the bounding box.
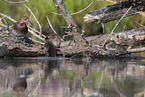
[12,16,34,44]
[71,51,91,64]
[44,37,56,57]
[12,78,27,97]
[12,16,32,37]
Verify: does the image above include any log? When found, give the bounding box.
[59,27,145,56]
[84,0,145,23]
[1,23,145,57]
[1,0,145,58]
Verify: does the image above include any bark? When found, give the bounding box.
[53,0,89,47]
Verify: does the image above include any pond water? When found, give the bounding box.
[0,57,145,97]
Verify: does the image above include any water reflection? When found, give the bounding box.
[12,78,27,97]
[0,58,144,97]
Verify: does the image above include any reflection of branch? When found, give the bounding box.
[24,4,42,34]
[98,71,103,89]
[106,70,126,97]
[46,16,64,41]
[30,69,41,97]
[52,0,94,15]
[4,0,28,3]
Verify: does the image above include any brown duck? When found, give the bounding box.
[44,37,56,57]
[12,16,34,44]
[12,16,32,37]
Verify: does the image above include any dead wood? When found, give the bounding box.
[84,0,145,23]
[59,27,145,56]
[1,0,145,58]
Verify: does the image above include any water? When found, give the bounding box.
[0,57,145,97]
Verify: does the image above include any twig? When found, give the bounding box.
[24,4,42,34]
[0,13,17,22]
[51,0,94,16]
[28,37,44,45]
[28,27,46,38]
[134,21,145,27]
[0,23,7,28]
[4,0,28,3]
[101,22,105,33]
[46,16,64,41]
[127,47,145,53]
[101,6,132,47]
[28,29,45,41]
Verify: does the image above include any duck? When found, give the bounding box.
[12,16,32,37]
[47,34,61,48]
[44,37,56,57]
[12,16,34,44]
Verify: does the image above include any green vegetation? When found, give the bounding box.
[60,69,74,79]
[0,0,145,36]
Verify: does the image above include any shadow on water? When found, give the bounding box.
[0,57,145,97]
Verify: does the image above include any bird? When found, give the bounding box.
[47,34,61,48]
[12,16,34,44]
[44,37,56,57]
[12,16,32,37]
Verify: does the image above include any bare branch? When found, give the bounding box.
[51,0,94,16]
[28,29,45,42]
[46,16,64,41]
[28,37,44,45]
[127,47,145,53]
[28,27,46,38]
[24,4,42,34]
[71,0,94,15]
[4,0,28,3]
[0,13,17,22]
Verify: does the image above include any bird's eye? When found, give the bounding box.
[25,19,28,21]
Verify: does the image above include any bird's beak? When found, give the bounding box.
[28,20,33,25]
